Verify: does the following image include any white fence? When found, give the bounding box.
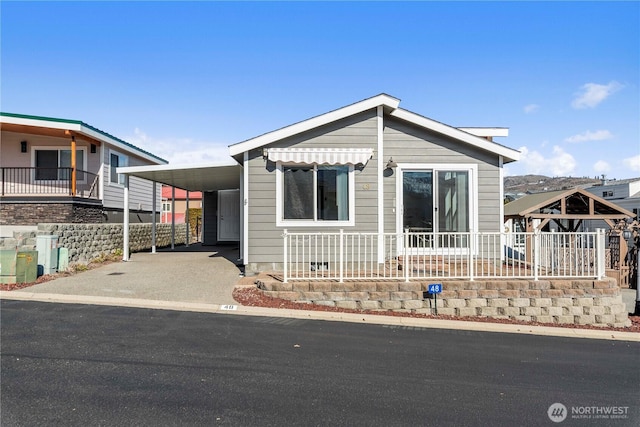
[282,229,606,282]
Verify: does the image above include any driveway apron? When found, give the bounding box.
[12,244,242,305]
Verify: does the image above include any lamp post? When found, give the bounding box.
[623,225,640,315]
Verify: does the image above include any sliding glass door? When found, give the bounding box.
[401,168,471,249]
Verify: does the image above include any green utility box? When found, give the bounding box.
[0,249,18,284]
[16,250,38,284]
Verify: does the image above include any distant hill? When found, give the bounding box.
[504,175,602,195]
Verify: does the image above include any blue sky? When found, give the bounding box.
[2,1,639,179]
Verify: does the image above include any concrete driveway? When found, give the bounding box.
[11,244,243,305]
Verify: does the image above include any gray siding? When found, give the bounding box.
[246,110,505,267]
[382,117,502,234]
[103,146,161,212]
[247,111,379,265]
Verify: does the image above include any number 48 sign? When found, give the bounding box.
[428,283,442,294]
[427,283,442,315]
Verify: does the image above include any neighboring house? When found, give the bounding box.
[227,93,520,272]
[582,178,640,229]
[0,112,166,226]
[161,186,203,224]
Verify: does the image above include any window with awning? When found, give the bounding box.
[271,148,370,227]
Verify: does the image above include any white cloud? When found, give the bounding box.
[571,81,623,109]
[593,160,610,174]
[523,104,539,114]
[564,129,613,143]
[623,154,640,172]
[518,145,576,176]
[126,129,231,166]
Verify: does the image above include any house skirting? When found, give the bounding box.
[256,277,630,328]
[0,198,104,225]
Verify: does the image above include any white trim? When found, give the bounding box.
[99,143,105,200]
[390,109,520,162]
[229,94,400,156]
[242,152,249,264]
[395,163,478,249]
[377,105,385,263]
[275,163,356,227]
[499,155,505,232]
[458,127,509,138]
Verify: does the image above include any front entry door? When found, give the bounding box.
[218,189,240,241]
[400,169,471,248]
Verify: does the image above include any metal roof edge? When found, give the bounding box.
[1,111,167,164]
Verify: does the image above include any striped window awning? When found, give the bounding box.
[266,147,374,165]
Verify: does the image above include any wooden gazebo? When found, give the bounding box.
[504,188,636,286]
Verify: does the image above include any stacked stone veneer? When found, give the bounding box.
[1,223,187,263]
[0,202,104,225]
[256,278,631,328]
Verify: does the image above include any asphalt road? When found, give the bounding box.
[1,300,638,426]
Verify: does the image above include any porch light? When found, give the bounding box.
[20,140,27,153]
[385,157,397,169]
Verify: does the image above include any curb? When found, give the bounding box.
[1,290,639,342]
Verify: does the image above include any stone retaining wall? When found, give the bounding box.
[256,278,631,328]
[32,223,187,263]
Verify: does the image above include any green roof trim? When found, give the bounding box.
[1,112,167,164]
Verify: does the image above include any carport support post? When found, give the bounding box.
[171,186,176,250]
[123,175,130,261]
[185,191,190,247]
[151,181,157,254]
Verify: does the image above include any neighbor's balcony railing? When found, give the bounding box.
[1,167,100,199]
[282,230,606,282]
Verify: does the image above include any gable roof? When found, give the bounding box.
[0,112,167,165]
[228,93,520,163]
[504,188,634,219]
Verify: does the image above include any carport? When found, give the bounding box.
[116,162,242,262]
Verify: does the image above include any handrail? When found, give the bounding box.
[0,167,99,199]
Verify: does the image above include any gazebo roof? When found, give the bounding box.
[504,188,634,222]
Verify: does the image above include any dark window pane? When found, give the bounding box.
[110,153,119,183]
[283,167,313,219]
[403,171,433,231]
[317,166,349,220]
[35,150,58,180]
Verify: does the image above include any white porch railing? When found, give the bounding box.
[282,229,606,282]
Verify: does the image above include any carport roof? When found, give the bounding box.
[117,163,241,192]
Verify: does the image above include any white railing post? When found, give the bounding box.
[339,229,344,283]
[596,228,605,279]
[533,230,540,281]
[404,230,410,282]
[469,231,475,281]
[283,229,288,283]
